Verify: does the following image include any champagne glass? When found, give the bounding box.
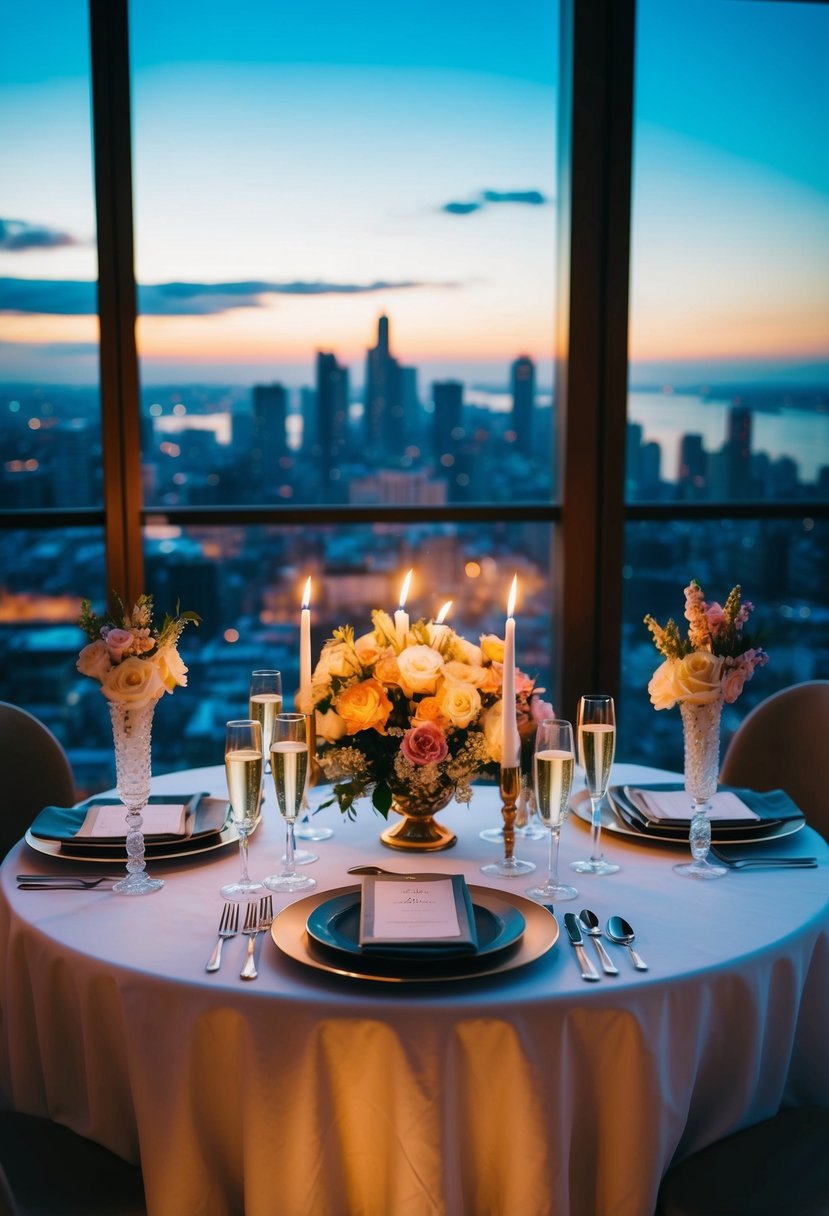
[249,670,282,774]
[221,719,265,901]
[296,710,334,843]
[264,713,316,893]
[571,694,620,875]
[527,719,578,902]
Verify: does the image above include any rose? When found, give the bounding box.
[453,636,483,666]
[413,696,448,726]
[316,707,348,743]
[481,701,504,763]
[648,658,679,710]
[436,679,482,729]
[480,634,505,663]
[100,655,164,707]
[442,659,488,689]
[373,652,403,687]
[315,639,362,682]
[354,632,382,668]
[674,651,724,704]
[102,627,136,663]
[396,644,444,695]
[335,678,393,735]
[155,644,188,691]
[400,721,449,766]
[76,639,112,681]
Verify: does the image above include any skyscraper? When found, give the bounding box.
[510,355,535,457]
[251,383,288,498]
[364,314,402,458]
[316,352,350,493]
[431,380,464,468]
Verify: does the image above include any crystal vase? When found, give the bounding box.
[674,697,727,880]
[109,700,164,895]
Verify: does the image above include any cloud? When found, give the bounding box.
[441,188,551,216]
[0,218,83,252]
[0,277,457,317]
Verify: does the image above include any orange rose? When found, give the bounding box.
[414,696,448,727]
[374,652,403,687]
[335,678,393,735]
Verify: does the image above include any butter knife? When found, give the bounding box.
[564,912,600,982]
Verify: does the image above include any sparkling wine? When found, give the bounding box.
[579,723,616,798]
[270,739,309,821]
[225,746,263,824]
[534,748,575,828]
[249,693,283,752]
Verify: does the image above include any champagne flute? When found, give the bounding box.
[249,670,282,774]
[221,719,265,901]
[264,713,316,893]
[296,710,334,843]
[571,694,620,875]
[527,718,578,902]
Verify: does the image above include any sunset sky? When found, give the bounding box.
[1,0,827,388]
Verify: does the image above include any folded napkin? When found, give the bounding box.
[76,801,188,838]
[626,787,759,824]
[359,874,479,953]
[610,784,804,835]
[30,792,218,850]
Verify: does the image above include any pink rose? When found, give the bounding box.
[102,627,136,662]
[400,721,449,766]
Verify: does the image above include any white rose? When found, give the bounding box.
[436,679,481,729]
[100,656,165,707]
[396,644,444,695]
[442,659,488,689]
[316,707,347,743]
[156,644,188,691]
[77,640,112,682]
[648,658,679,710]
[316,640,362,681]
[453,636,483,665]
[673,651,724,705]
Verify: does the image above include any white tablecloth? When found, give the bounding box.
[1,764,827,1216]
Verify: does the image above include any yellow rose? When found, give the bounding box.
[155,644,188,691]
[396,644,444,696]
[316,707,347,743]
[674,651,724,704]
[453,636,484,665]
[480,634,505,663]
[100,656,164,707]
[437,680,481,729]
[374,652,403,687]
[442,659,487,689]
[648,658,680,710]
[481,701,503,763]
[354,632,382,668]
[335,678,393,735]
[315,639,362,682]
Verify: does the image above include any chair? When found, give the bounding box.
[720,680,829,840]
[0,1111,145,1215]
[0,702,76,858]
[656,1106,829,1216]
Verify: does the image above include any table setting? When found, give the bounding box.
[1,577,828,1216]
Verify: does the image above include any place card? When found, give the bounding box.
[627,787,759,823]
[76,802,188,838]
[359,875,478,951]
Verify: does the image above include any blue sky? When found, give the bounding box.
[0,0,827,387]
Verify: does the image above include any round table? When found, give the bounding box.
[1,764,827,1216]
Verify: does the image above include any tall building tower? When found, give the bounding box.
[510,355,535,457]
[431,380,464,466]
[316,352,350,491]
[678,433,707,498]
[726,404,753,498]
[364,314,402,458]
[251,383,288,498]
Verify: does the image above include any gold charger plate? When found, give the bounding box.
[271,884,559,984]
[570,788,806,846]
[23,798,253,864]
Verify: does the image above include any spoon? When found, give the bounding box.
[346,865,444,880]
[578,909,619,975]
[605,915,649,971]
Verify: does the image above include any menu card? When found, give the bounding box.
[626,787,759,824]
[76,802,188,838]
[359,874,478,952]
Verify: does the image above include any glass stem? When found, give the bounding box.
[238,827,251,883]
[284,820,296,876]
[590,796,603,862]
[549,826,561,888]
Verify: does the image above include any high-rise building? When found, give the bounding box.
[678,433,707,498]
[316,352,350,492]
[251,383,288,498]
[510,355,535,457]
[431,381,464,465]
[364,314,402,458]
[726,404,753,498]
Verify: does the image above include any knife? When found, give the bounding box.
[564,912,600,982]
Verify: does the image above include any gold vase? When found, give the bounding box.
[380,786,457,851]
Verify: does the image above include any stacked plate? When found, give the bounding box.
[271,884,559,984]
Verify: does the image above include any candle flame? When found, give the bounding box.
[507,575,518,618]
[399,568,413,609]
[302,577,312,609]
[436,600,452,624]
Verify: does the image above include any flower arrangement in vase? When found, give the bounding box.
[309,609,551,849]
[77,594,199,894]
[645,579,767,878]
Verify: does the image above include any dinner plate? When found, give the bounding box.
[306,888,526,962]
[272,885,559,983]
[23,797,254,863]
[570,788,806,845]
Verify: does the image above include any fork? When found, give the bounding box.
[205,901,240,972]
[17,874,117,890]
[240,895,274,981]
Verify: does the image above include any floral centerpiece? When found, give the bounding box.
[309,608,551,847]
[76,593,199,895]
[644,579,767,879]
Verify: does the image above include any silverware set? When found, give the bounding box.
[564,910,648,981]
[204,895,274,980]
[16,873,118,890]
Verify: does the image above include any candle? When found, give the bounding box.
[501,575,519,769]
[395,568,413,647]
[436,600,452,624]
[428,600,453,647]
[300,577,312,712]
